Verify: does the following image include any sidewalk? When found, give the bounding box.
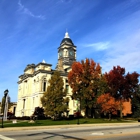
[0,121,139,132]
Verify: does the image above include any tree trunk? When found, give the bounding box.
[91,107,94,118]
[120,99,123,118]
[109,113,111,121]
[85,106,89,118]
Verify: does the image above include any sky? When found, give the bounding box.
[0,0,140,102]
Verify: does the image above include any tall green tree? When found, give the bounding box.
[131,94,140,118]
[41,71,69,119]
[68,58,106,118]
[131,84,140,117]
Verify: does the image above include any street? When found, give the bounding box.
[0,123,140,140]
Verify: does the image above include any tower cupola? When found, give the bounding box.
[60,32,74,46]
[56,31,77,71]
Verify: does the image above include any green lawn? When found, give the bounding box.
[0,118,135,128]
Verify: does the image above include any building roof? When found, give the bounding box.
[35,62,52,67]
[60,32,74,45]
[24,64,36,72]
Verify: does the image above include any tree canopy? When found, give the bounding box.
[41,71,69,119]
[68,58,106,117]
[97,93,120,120]
[104,66,139,99]
[104,66,139,118]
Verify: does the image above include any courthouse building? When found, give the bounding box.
[15,32,132,117]
[15,32,78,117]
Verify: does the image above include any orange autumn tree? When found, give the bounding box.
[97,93,120,120]
[68,58,105,117]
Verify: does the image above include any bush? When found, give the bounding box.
[31,107,45,120]
[74,111,82,118]
[8,115,16,120]
[67,115,74,120]
[16,116,30,120]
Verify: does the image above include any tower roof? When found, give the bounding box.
[60,31,74,45]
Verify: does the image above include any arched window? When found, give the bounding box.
[23,99,26,109]
[42,78,47,92]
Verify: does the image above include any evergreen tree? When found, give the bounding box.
[131,95,140,118]
[131,85,140,118]
[41,71,69,119]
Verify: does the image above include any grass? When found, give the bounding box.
[0,118,135,128]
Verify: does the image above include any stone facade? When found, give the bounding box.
[15,32,78,117]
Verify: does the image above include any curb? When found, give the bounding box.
[0,122,139,132]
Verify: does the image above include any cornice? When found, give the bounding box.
[36,62,52,67]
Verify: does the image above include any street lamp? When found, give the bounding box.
[1,89,9,128]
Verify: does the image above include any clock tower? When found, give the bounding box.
[56,32,76,71]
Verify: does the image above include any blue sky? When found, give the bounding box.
[0,0,140,102]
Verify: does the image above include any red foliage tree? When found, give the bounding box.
[104,66,139,118]
[104,66,125,98]
[125,72,140,96]
[105,66,139,99]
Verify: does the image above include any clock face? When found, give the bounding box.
[69,51,74,56]
[59,51,63,57]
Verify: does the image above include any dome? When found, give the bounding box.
[60,32,74,45]
[60,38,74,45]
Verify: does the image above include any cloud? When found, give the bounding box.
[85,42,110,51]
[75,40,111,60]
[100,30,140,73]
[101,52,140,73]
[76,6,140,74]
[18,0,46,20]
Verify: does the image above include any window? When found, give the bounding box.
[23,99,26,109]
[13,107,16,115]
[66,85,69,93]
[43,81,46,91]
[42,78,47,92]
[66,101,69,106]
[66,79,68,83]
